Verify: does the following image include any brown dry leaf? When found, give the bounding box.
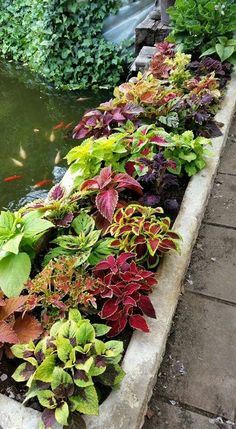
[13,314,43,343]
[0,296,28,321]
[0,320,18,344]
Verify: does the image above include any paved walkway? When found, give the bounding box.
[142,114,236,429]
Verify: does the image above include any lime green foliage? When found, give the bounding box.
[167,0,236,61]
[201,37,236,64]
[0,211,53,297]
[165,52,191,87]
[66,135,128,187]
[163,131,212,176]
[0,0,131,89]
[12,309,125,428]
[44,212,114,267]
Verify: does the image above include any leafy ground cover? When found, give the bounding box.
[0,1,235,427]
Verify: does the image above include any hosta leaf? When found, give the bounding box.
[0,252,31,297]
[70,385,99,415]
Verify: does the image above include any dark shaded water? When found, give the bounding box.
[0,62,108,210]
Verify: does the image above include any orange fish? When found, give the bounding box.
[33,179,52,188]
[53,121,65,130]
[64,122,73,129]
[4,175,23,182]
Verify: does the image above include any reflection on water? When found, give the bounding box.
[0,62,108,210]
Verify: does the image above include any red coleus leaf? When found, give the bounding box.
[129,314,150,333]
[117,252,135,269]
[108,313,128,337]
[124,296,136,306]
[96,188,119,223]
[138,295,156,319]
[100,299,119,319]
[94,255,117,272]
[80,179,99,191]
[159,238,177,251]
[115,173,143,195]
[150,135,169,146]
[148,239,160,255]
[96,166,113,189]
[13,314,43,343]
[0,320,19,344]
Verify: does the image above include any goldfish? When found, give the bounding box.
[54,150,61,165]
[33,128,40,133]
[64,122,73,129]
[4,175,23,182]
[19,145,27,160]
[77,97,90,102]
[11,158,23,167]
[33,179,52,188]
[49,130,56,143]
[53,121,65,130]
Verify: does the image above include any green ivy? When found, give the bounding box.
[0,0,132,89]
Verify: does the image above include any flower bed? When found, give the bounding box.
[1,2,236,427]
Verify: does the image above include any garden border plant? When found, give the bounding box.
[0,2,236,428]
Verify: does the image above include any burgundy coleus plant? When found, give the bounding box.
[72,103,143,140]
[80,166,143,223]
[93,253,157,336]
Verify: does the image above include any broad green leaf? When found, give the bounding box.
[51,367,73,391]
[200,46,216,57]
[23,211,54,239]
[37,390,56,409]
[70,385,99,415]
[71,212,95,235]
[56,336,72,363]
[216,44,234,62]
[77,322,95,345]
[105,341,124,358]
[69,308,82,323]
[55,402,69,426]
[76,356,94,373]
[34,355,56,382]
[2,233,24,254]
[11,342,35,359]
[12,362,35,382]
[98,364,125,387]
[0,252,31,297]
[93,324,111,337]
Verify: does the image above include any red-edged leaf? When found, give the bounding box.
[150,136,169,146]
[159,239,177,250]
[0,320,18,344]
[117,252,135,268]
[149,224,161,235]
[108,314,128,337]
[96,166,113,189]
[138,295,156,318]
[94,255,117,272]
[129,314,150,332]
[0,296,28,321]
[13,314,43,343]
[115,173,143,195]
[96,188,119,223]
[124,296,136,306]
[100,299,119,319]
[147,239,160,255]
[80,179,99,191]
[167,232,180,240]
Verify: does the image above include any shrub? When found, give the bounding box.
[0,0,131,89]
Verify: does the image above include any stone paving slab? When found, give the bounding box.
[219,133,236,175]
[185,223,236,303]
[142,399,234,429]
[153,293,236,421]
[205,173,236,228]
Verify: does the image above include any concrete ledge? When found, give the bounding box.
[0,70,235,429]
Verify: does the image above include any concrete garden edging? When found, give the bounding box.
[0,70,236,429]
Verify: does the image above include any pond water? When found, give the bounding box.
[0,62,108,211]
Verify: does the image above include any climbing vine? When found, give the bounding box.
[0,0,131,89]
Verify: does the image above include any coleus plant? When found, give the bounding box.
[65,134,128,188]
[188,56,232,89]
[25,256,100,329]
[80,166,143,223]
[93,253,157,337]
[11,309,125,429]
[162,130,212,177]
[44,212,114,267]
[0,210,54,297]
[0,293,42,360]
[72,103,143,140]
[107,204,181,268]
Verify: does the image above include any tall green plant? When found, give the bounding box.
[167,0,236,62]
